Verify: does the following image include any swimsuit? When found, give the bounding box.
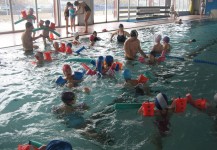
[84,2,91,12]
[117,31,126,43]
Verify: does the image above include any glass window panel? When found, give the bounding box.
[11,0,36,31]
[107,0,118,22]
[60,0,78,26]
[37,0,54,23]
[160,0,165,6]
[0,0,12,32]
[139,0,147,6]
[119,0,128,20]
[154,0,159,6]
[94,0,106,23]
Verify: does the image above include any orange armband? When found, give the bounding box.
[142,102,155,116]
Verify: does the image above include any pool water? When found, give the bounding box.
[1,19,217,150]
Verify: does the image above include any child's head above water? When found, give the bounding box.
[61,91,76,106]
[163,36,170,44]
[123,69,132,81]
[155,35,162,43]
[105,55,114,67]
[35,52,44,61]
[155,93,168,110]
[63,64,72,77]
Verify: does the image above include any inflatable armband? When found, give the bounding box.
[75,46,86,54]
[142,102,155,116]
[49,33,54,40]
[194,98,207,110]
[96,56,104,73]
[44,52,52,61]
[56,76,67,86]
[50,23,55,30]
[138,74,149,84]
[21,10,27,18]
[175,97,187,113]
[65,47,72,54]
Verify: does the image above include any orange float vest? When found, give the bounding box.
[142,102,155,116]
[175,97,187,113]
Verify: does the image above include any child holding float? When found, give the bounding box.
[122,69,150,95]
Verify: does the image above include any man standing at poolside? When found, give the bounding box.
[124,30,147,60]
[21,22,42,54]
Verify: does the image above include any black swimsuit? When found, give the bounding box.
[117,31,126,43]
[84,2,91,12]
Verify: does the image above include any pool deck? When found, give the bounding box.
[0,15,209,48]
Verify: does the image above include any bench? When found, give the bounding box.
[136,6,170,20]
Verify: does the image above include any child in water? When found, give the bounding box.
[123,69,151,95]
[34,52,44,66]
[72,32,81,45]
[89,31,101,46]
[62,64,82,88]
[53,42,60,53]
[52,91,89,115]
[162,36,171,53]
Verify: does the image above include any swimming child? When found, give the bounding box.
[72,32,81,45]
[62,64,82,88]
[123,69,151,95]
[53,42,60,53]
[89,31,101,46]
[31,140,73,150]
[27,8,36,38]
[151,35,163,54]
[52,91,89,115]
[68,3,76,32]
[21,22,43,54]
[175,19,183,24]
[34,52,44,66]
[41,20,52,48]
[138,93,176,135]
[162,36,171,53]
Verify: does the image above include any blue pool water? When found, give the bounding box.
[0,19,217,150]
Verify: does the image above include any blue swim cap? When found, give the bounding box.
[105,55,114,65]
[98,56,104,62]
[163,36,170,43]
[155,93,168,110]
[122,69,132,80]
[46,140,72,150]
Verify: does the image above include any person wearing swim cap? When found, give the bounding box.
[72,32,81,45]
[124,30,147,60]
[34,140,73,150]
[152,35,163,54]
[123,69,151,95]
[162,36,171,53]
[89,31,101,46]
[138,93,176,135]
[110,24,130,43]
[62,64,82,88]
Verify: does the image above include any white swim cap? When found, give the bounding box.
[214,93,217,103]
[73,32,79,38]
[155,93,168,110]
[155,35,162,42]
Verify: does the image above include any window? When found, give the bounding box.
[0,0,12,32]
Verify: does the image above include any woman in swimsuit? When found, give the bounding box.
[110,24,130,43]
[74,1,91,33]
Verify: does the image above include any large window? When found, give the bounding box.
[37,0,54,23]
[94,0,106,23]
[107,0,118,22]
[11,0,36,31]
[0,0,12,32]
[173,0,191,11]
